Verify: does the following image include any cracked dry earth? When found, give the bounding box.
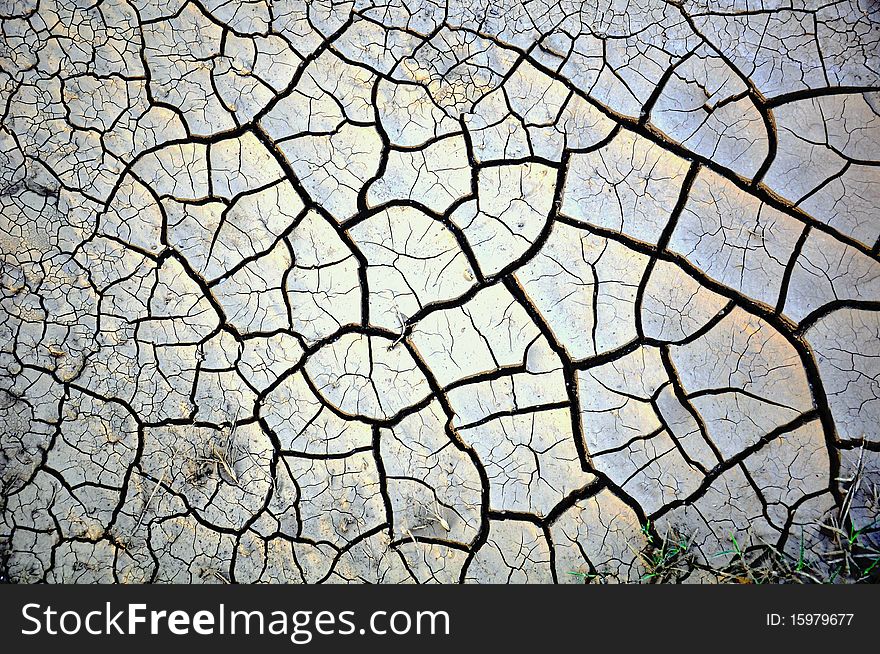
[1,0,879,586]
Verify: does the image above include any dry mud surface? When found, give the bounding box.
[1,0,879,584]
